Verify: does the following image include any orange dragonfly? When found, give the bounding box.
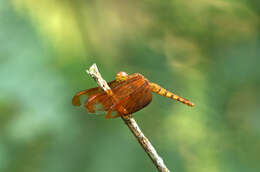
[72,71,194,119]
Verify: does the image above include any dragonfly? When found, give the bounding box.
[72,71,194,119]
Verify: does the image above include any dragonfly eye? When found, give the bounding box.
[116,71,128,81]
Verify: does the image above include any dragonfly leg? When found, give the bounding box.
[110,97,130,115]
[105,109,114,119]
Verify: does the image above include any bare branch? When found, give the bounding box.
[87,63,171,172]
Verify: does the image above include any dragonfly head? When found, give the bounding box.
[116,71,128,81]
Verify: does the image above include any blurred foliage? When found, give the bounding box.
[1,0,260,171]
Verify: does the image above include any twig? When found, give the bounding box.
[87,64,171,172]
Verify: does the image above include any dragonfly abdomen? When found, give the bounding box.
[149,82,194,107]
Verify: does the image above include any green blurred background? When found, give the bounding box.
[1,0,260,172]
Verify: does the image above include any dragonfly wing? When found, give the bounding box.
[72,80,119,106]
[84,75,141,113]
[121,80,152,114]
[110,76,152,116]
[84,74,145,115]
[73,74,150,117]
[72,87,100,106]
[85,92,115,113]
